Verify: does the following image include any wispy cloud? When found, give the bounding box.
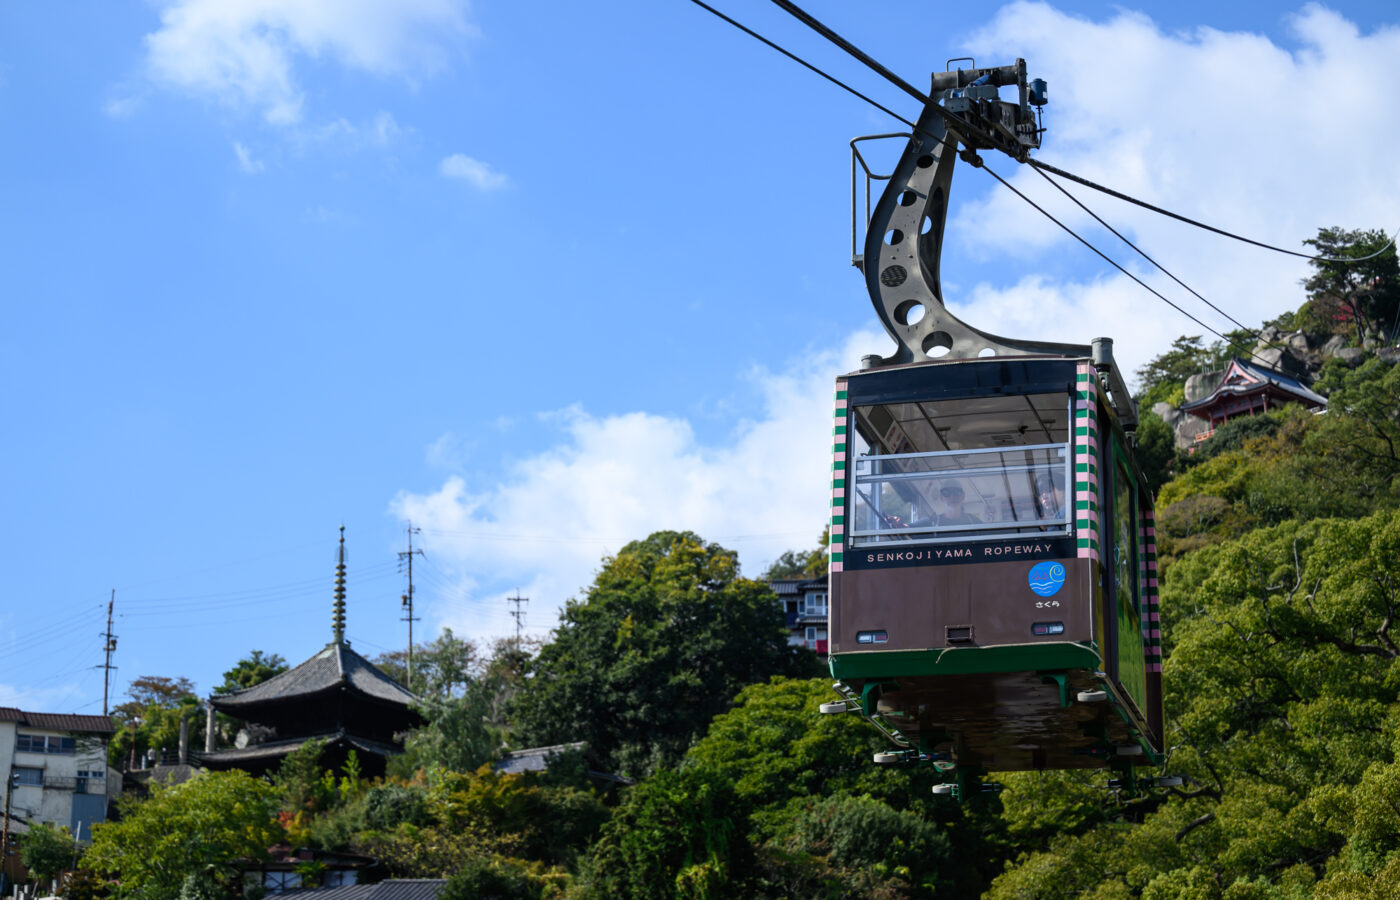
[140,0,474,124]
[439,153,508,190]
[232,141,264,173]
[390,329,892,643]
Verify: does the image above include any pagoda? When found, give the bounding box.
[202,528,420,777]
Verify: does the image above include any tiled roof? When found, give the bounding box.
[767,577,825,595]
[1180,358,1328,412]
[492,742,587,775]
[288,880,446,900]
[210,642,417,711]
[201,731,402,765]
[0,707,115,734]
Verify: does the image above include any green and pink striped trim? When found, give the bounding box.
[1140,508,1161,673]
[1074,364,1100,562]
[829,380,848,574]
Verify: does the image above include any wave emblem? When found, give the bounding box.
[1027,561,1066,597]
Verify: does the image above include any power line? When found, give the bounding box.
[101,590,117,716]
[399,523,424,685]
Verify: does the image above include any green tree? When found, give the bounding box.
[108,676,203,768]
[990,509,1400,895]
[685,677,1001,898]
[83,770,282,900]
[511,531,821,777]
[1136,336,1216,406]
[373,628,481,697]
[761,529,830,580]
[22,823,78,885]
[580,767,748,900]
[214,650,287,694]
[1298,226,1400,343]
[1135,409,1178,497]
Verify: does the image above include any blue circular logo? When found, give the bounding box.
[1028,561,1066,597]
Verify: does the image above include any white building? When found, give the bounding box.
[1,708,119,842]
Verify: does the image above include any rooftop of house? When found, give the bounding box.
[0,707,115,735]
[277,880,447,900]
[767,577,827,595]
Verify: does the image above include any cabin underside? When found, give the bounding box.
[855,666,1151,772]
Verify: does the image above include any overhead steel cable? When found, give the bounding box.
[763,0,1397,265]
[767,0,927,104]
[1027,162,1273,353]
[1030,160,1398,263]
[683,0,932,139]
[686,0,1305,364]
[976,156,1256,352]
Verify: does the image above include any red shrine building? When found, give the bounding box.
[1180,358,1327,443]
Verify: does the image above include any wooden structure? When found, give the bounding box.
[202,529,419,777]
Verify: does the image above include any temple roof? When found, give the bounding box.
[209,641,417,712]
[200,729,403,766]
[1180,357,1327,417]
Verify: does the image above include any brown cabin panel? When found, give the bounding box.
[832,557,1093,652]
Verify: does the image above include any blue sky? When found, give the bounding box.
[3,1,1397,713]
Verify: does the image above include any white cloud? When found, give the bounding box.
[943,2,1400,375]
[439,153,508,190]
[142,0,473,124]
[232,141,263,173]
[391,329,892,644]
[390,3,1400,646]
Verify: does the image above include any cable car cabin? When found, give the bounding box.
[827,355,1164,773]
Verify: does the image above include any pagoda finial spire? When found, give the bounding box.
[333,526,347,644]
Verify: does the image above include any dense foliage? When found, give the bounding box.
[75,227,1400,898]
[510,530,821,777]
[84,771,282,899]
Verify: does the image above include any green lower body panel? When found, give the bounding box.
[829,641,1102,680]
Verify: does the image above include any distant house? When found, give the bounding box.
[242,844,379,894]
[0,708,118,846]
[1180,357,1327,445]
[492,741,632,786]
[768,577,828,653]
[268,878,446,900]
[201,529,419,777]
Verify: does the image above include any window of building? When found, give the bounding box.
[12,767,43,787]
[16,733,76,755]
[848,393,1073,546]
[800,592,828,617]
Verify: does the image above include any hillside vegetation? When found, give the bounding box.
[58,229,1400,899]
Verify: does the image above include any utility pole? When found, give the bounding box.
[100,590,118,716]
[398,524,423,686]
[507,592,528,648]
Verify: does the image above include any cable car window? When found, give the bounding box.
[847,392,1072,545]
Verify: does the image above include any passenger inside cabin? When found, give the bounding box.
[1036,471,1066,519]
[938,482,981,526]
